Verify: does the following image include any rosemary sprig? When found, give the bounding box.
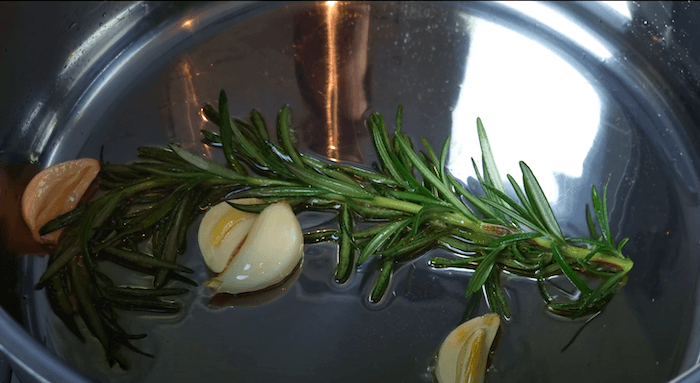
[36,89,633,368]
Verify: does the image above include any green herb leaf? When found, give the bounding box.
[409,205,455,237]
[337,204,355,283]
[230,186,328,199]
[488,232,542,247]
[551,244,591,295]
[369,113,409,188]
[507,175,537,225]
[585,204,599,239]
[421,137,440,170]
[250,109,270,142]
[465,246,502,297]
[370,257,394,302]
[103,248,193,273]
[520,161,564,243]
[472,157,507,223]
[358,219,408,264]
[395,134,478,222]
[591,183,613,246]
[477,118,507,201]
[382,227,448,259]
[218,90,247,173]
[277,106,305,168]
[170,144,246,181]
[285,164,373,199]
[439,136,451,188]
[447,174,496,219]
[481,184,539,230]
[395,105,403,134]
[480,198,544,234]
[485,268,511,319]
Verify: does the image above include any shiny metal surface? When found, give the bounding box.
[2,1,700,382]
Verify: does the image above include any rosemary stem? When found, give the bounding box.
[370,196,631,272]
[532,238,633,272]
[370,196,479,231]
[370,196,421,213]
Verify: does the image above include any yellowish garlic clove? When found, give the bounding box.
[435,313,500,383]
[197,198,262,273]
[22,158,100,244]
[205,201,303,295]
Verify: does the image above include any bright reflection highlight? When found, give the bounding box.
[448,19,601,205]
[20,102,44,135]
[181,19,195,31]
[499,1,612,60]
[59,2,144,84]
[601,1,632,21]
[325,0,340,161]
[31,112,58,164]
[170,56,211,158]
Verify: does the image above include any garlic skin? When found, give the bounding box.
[435,313,500,383]
[22,158,100,244]
[198,198,260,273]
[205,201,303,295]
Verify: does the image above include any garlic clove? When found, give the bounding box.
[22,158,100,244]
[206,201,303,295]
[197,198,261,273]
[435,313,500,383]
[207,260,302,308]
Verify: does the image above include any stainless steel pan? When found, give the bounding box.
[2,2,700,382]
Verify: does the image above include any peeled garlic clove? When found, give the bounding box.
[435,313,500,383]
[198,198,262,273]
[208,261,302,308]
[22,158,100,244]
[206,201,303,295]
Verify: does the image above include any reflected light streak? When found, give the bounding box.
[59,2,144,82]
[178,58,211,158]
[449,19,601,205]
[325,1,340,161]
[19,102,44,136]
[499,1,612,60]
[200,107,210,122]
[31,112,58,164]
[601,1,632,21]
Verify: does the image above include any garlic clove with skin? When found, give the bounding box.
[22,158,100,244]
[205,201,303,295]
[197,198,261,273]
[435,313,500,383]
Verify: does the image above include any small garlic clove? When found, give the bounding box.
[435,313,500,383]
[22,158,100,244]
[455,328,488,383]
[197,198,262,273]
[206,201,303,295]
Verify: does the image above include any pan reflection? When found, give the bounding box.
[449,17,601,206]
[163,56,213,158]
[293,1,370,163]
